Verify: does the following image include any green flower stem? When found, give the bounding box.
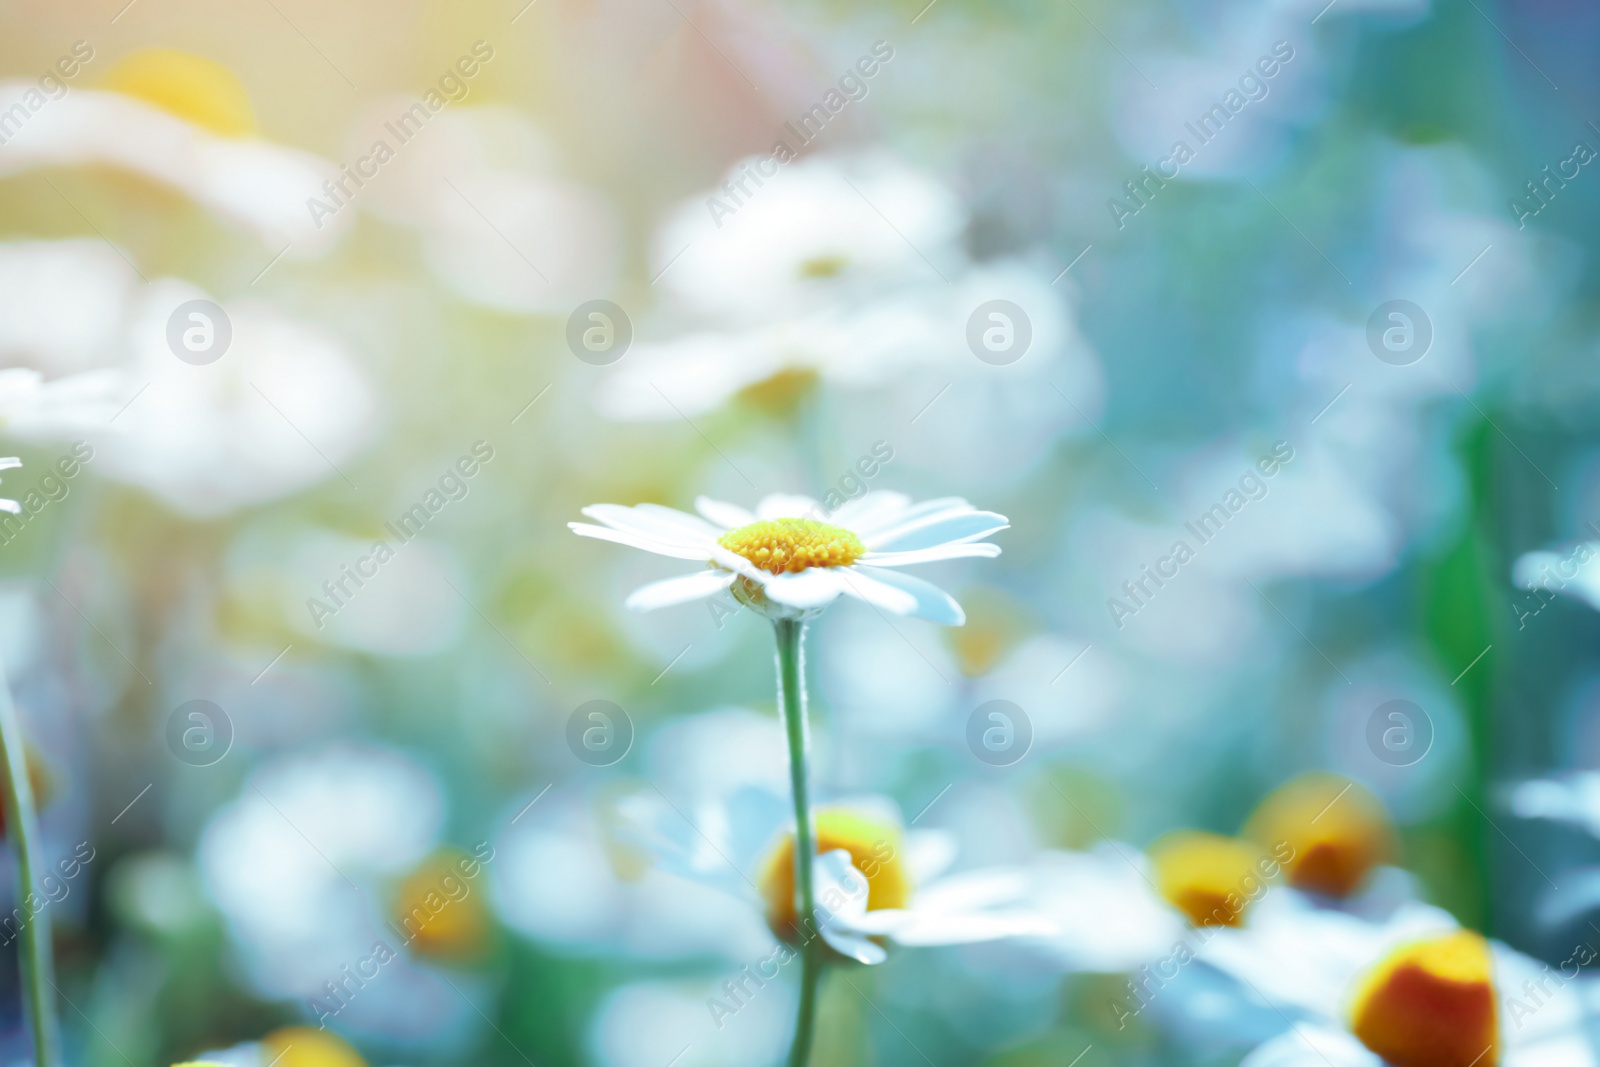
[774,618,820,1067]
[0,660,56,1067]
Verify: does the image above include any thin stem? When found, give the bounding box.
[0,660,56,1067]
[775,618,820,1067]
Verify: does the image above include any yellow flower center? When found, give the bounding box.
[798,254,849,278]
[101,49,255,136]
[1149,830,1273,927]
[390,848,492,962]
[259,1026,366,1067]
[759,808,911,942]
[1349,931,1498,1067]
[1244,772,1395,898]
[718,518,864,574]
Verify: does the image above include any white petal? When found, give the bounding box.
[756,493,824,520]
[854,496,969,537]
[0,458,21,471]
[695,496,755,529]
[820,924,888,965]
[836,568,920,615]
[859,543,1002,566]
[886,910,1056,946]
[904,830,958,883]
[1240,1025,1381,1067]
[569,522,714,561]
[709,545,771,584]
[0,499,18,515]
[580,503,719,548]
[846,566,965,625]
[632,503,725,538]
[763,568,846,609]
[913,869,1031,914]
[624,569,735,611]
[826,491,911,530]
[867,510,1009,552]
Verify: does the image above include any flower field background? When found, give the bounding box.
[0,0,1597,1065]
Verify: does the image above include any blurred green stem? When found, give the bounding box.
[774,618,819,1067]
[0,660,56,1067]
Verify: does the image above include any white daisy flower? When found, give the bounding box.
[0,50,347,253]
[624,786,1054,966]
[1153,886,1598,1067]
[568,490,1007,624]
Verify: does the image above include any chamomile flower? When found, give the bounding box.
[0,50,347,253]
[625,787,1054,966]
[568,491,1008,624]
[1216,901,1595,1067]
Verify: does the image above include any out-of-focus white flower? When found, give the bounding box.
[1513,546,1600,615]
[198,748,475,1045]
[570,490,1007,623]
[0,50,347,253]
[652,154,965,322]
[598,154,1104,459]
[89,279,373,516]
[347,103,621,313]
[0,241,378,515]
[588,978,788,1067]
[0,240,132,375]
[1156,887,1596,1067]
[626,783,1053,966]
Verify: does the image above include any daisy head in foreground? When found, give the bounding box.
[569,491,1008,624]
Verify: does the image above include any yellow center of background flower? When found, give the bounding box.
[1348,930,1498,1067]
[1244,772,1395,898]
[102,49,256,136]
[1149,830,1272,927]
[759,808,911,941]
[718,518,864,574]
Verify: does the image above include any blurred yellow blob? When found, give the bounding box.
[390,849,492,962]
[735,367,819,414]
[760,808,910,940]
[1149,830,1272,927]
[261,1027,367,1067]
[1349,930,1498,1067]
[101,49,255,136]
[1245,772,1396,898]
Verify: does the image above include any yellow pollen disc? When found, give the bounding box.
[1244,772,1396,898]
[1349,930,1498,1067]
[798,254,849,279]
[1149,830,1273,928]
[260,1027,366,1067]
[759,808,911,942]
[718,518,864,574]
[390,848,493,962]
[102,49,255,136]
